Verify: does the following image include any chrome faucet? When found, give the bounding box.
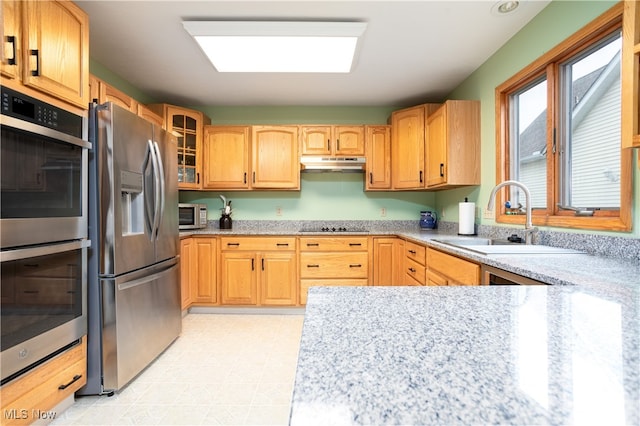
[487,180,538,244]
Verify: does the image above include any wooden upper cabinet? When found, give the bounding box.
[89,75,165,126]
[147,104,211,190]
[622,0,640,149]
[425,100,480,189]
[23,1,89,108]
[1,0,20,80]
[365,125,391,190]
[300,125,365,155]
[2,0,89,110]
[391,105,426,189]
[203,126,251,190]
[89,75,137,113]
[251,126,300,189]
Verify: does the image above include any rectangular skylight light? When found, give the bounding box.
[182,21,367,73]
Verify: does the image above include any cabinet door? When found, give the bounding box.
[1,0,20,79]
[391,105,425,189]
[300,126,331,155]
[180,238,193,309]
[192,238,217,303]
[220,252,257,305]
[251,126,299,189]
[372,237,400,286]
[167,107,203,189]
[22,0,89,108]
[203,126,251,189]
[425,105,447,186]
[365,126,391,190]
[334,126,365,155]
[260,252,297,306]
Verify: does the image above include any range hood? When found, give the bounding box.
[300,156,366,173]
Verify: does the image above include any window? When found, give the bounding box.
[496,3,632,231]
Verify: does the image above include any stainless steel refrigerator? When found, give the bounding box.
[79,102,181,395]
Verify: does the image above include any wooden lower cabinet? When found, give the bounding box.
[299,236,369,305]
[219,237,297,306]
[180,238,194,309]
[372,237,403,285]
[180,237,217,307]
[426,247,480,285]
[220,252,257,305]
[404,240,427,285]
[0,339,87,426]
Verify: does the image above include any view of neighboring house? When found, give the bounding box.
[517,50,621,210]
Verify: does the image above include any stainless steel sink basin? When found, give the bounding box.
[432,237,585,255]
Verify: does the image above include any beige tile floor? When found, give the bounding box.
[51,313,305,426]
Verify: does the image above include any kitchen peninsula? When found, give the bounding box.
[290,285,639,425]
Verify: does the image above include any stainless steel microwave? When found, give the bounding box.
[179,203,208,229]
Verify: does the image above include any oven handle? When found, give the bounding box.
[0,240,91,263]
[0,114,91,149]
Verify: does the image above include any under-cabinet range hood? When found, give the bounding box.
[300,156,366,172]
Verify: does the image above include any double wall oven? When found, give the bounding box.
[0,86,91,384]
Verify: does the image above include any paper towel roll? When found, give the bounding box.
[459,202,476,235]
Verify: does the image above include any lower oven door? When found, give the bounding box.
[0,240,89,383]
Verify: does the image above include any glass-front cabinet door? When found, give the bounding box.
[146,103,210,190]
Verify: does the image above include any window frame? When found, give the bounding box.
[495,3,632,232]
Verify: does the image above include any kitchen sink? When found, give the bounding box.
[432,237,585,255]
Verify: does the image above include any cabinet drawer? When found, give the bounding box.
[405,257,426,285]
[300,279,367,305]
[220,237,296,251]
[300,252,368,278]
[1,339,87,425]
[299,237,368,251]
[427,248,480,285]
[404,240,426,266]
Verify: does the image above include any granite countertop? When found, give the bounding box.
[290,286,640,425]
[180,222,640,290]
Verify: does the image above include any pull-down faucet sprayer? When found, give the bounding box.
[487,180,538,245]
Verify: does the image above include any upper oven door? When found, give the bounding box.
[0,105,90,249]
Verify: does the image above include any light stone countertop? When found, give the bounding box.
[290,285,640,425]
[180,222,639,291]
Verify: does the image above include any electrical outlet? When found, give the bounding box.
[380,207,387,217]
[276,206,282,216]
[483,207,494,219]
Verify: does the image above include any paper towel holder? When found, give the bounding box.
[458,197,477,236]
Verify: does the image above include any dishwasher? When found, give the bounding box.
[481,265,547,285]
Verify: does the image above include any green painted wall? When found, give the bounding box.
[90,59,159,104]
[181,174,436,221]
[440,0,638,237]
[91,0,637,232]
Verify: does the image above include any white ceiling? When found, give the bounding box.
[76,0,551,107]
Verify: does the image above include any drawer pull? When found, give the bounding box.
[349,264,362,268]
[408,267,416,273]
[58,374,82,390]
[226,243,240,247]
[307,264,320,268]
[408,250,416,255]
[306,243,319,247]
[349,243,362,247]
[276,243,289,247]
[23,290,39,294]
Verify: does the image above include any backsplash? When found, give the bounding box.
[204,219,639,262]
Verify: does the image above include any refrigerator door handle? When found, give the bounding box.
[153,141,165,239]
[118,270,166,291]
[147,139,161,240]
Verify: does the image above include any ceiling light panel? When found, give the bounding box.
[183,21,367,73]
